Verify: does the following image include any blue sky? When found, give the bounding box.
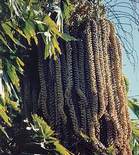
[106,0,139,118]
[123,30,139,99]
[106,0,139,99]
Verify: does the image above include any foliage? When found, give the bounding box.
[61,0,75,22]
[32,114,73,155]
[129,99,139,118]
[128,99,139,155]
[131,119,139,155]
[0,52,23,133]
[0,114,73,155]
[0,1,76,154]
[128,98,139,155]
[124,75,139,154]
[0,0,74,133]
[0,0,75,60]
[0,0,74,153]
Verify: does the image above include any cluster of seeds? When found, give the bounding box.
[22,2,132,155]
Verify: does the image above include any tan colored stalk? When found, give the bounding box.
[85,21,106,152]
[101,19,122,148]
[91,19,105,119]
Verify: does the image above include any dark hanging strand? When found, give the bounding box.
[77,26,90,134]
[59,40,68,92]
[55,58,67,134]
[22,74,32,119]
[71,25,87,133]
[82,23,93,136]
[85,21,99,135]
[54,79,61,134]
[46,59,56,128]
[78,28,86,93]
[64,25,79,135]
[37,45,49,122]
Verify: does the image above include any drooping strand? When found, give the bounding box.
[108,36,131,151]
[54,78,62,134]
[47,59,56,128]
[40,59,56,129]
[90,19,105,120]
[64,25,79,135]
[84,21,106,152]
[82,23,93,136]
[98,21,108,110]
[108,41,123,147]
[77,27,86,93]
[121,74,132,155]
[84,21,97,138]
[108,21,129,151]
[55,58,67,138]
[22,73,32,119]
[71,25,87,133]
[108,22,125,114]
[85,21,98,136]
[116,37,131,154]
[100,19,121,149]
[59,41,70,144]
[37,45,49,122]
[77,26,90,133]
[98,22,112,146]
[59,40,68,92]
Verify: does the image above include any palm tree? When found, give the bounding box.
[0,0,139,154]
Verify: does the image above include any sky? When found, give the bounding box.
[121,2,139,100]
[106,0,139,118]
[105,0,139,100]
[123,29,139,118]
[123,30,139,100]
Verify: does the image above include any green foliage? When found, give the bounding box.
[32,114,55,140]
[0,103,11,126]
[0,125,9,139]
[124,75,139,154]
[0,56,22,133]
[128,99,139,154]
[107,145,115,155]
[61,0,74,22]
[131,120,139,155]
[129,99,139,118]
[0,114,73,155]
[124,75,129,93]
[32,114,73,155]
[0,58,21,133]
[132,120,139,137]
[0,1,76,154]
[0,0,75,134]
[0,0,75,61]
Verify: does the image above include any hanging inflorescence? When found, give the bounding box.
[22,1,132,155]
